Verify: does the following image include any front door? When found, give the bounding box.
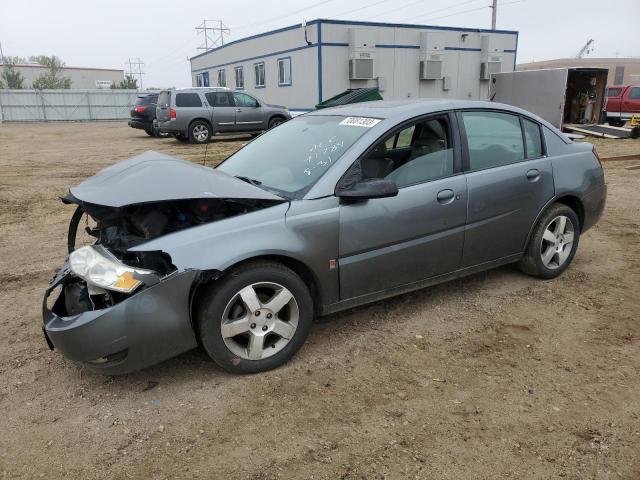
[233,92,265,131]
[458,110,555,267]
[338,113,467,300]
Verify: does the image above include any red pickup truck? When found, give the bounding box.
[605,85,640,126]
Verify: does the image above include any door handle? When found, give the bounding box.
[526,169,540,181]
[236,108,242,112]
[436,189,455,204]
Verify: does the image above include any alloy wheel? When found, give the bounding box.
[221,282,299,361]
[540,215,575,269]
[193,124,209,142]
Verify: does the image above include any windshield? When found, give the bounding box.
[217,115,371,196]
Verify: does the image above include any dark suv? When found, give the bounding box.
[128,94,168,138]
[156,88,291,143]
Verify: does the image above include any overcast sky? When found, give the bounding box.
[0,0,637,88]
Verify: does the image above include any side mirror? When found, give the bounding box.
[337,179,398,201]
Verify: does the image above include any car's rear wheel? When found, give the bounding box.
[268,117,285,129]
[145,129,155,137]
[197,262,313,374]
[518,203,580,279]
[189,121,211,144]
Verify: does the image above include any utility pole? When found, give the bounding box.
[125,58,145,89]
[195,19,230,51]
[490,0,498,29]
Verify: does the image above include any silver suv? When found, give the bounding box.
[155,87,291,143]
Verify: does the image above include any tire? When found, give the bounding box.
[175,133,190,142]
[197,261,313,374]
[607,118,625,127]
[631,126,640,139]
[518,203,580,279]
[268,117,285,129]
[188,120,211,144]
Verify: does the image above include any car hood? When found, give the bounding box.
[67,151,283,207]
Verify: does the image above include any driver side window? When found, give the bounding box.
[361,115,454,188]
[234,92,259,108]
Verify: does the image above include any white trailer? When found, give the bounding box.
[489,67,608,129]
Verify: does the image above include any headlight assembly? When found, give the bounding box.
[69,245,154,293]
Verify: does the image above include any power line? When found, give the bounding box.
[233,0,336,32]
[196,19,230,51]
[329,0,395,19]
[406,0,526,24]
[399,0,485,23]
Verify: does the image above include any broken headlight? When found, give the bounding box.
[69,245,154,293]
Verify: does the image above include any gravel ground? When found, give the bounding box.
[1,122,639,479]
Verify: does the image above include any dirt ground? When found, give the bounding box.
[1,121,639,480]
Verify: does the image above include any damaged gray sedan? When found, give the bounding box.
[43,100,606,374]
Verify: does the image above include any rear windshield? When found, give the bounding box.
[217,115,372,196]
[134,95,157,106]
[607,88,622,97]
[158,91,171,107]
[175,92,203,107]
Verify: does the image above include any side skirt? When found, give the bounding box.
[320,253,523,316]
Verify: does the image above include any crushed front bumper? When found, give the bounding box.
[42,265,199,374]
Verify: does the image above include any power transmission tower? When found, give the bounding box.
[195,20,230,51]
[490,0,498,29]
[125,58,145,89]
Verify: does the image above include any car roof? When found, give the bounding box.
[306,99,537,121]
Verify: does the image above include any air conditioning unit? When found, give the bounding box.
[480,55,502,80]
[480,35,503,81]
[349,28,376,80]
[419,32,445,80]
[420,52,444,80]
[349,57,375,80]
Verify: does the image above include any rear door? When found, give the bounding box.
[205,91,236,132]
[458,110,554,267]
[233,92,266,131]
[156,90,171,122]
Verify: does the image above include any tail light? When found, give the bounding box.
[134,105,147,113]
[592,145,602,167]
[169,108,176,120]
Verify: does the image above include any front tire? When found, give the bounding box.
[189,121,211,144]
[197,262,313,374]
[518,203,580,279]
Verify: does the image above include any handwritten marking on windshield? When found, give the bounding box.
[304,135,345,176]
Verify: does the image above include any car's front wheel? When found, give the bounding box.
[518,203,580,279]
[268,117,285,129]
[189,121,211,144]
[197,262,313,374]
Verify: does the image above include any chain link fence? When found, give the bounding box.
[0,89,147,122]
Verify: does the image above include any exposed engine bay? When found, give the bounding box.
[67,196,281,275]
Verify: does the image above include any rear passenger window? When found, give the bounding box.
[175,93,203,107]
[522,118,543,158]
[462,111,524,171]
[205,92,233,106]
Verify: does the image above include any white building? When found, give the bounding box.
[0,64,124,89]
[190,19,518,111]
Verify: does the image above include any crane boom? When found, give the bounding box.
[576,39,594,58]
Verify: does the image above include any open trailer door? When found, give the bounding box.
[490,69,568,128]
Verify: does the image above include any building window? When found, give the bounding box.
[278,57,292,86]
[202,71,210,87]
[217,69,226,87]
[234,66,244,90]
[195,74,203,87]
[254,62,265,88]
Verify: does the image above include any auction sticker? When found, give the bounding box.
[339,117,381,128]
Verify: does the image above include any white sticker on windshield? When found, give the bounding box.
[339,117,381,128]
